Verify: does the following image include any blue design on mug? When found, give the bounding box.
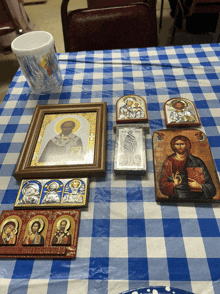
[17,47,62,93]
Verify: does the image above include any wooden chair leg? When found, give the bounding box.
[213,13,220,43]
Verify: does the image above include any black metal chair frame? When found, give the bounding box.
[170,0,220,44]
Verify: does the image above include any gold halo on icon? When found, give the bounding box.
[169,99,188,109]
[57,218,70,232]
[28,218,44,234]
[0,218,19,235]
[133,101,140,107]
[22,182,39,196]
[46,181,59,192]
[69,180,81,189]
[122,96,137,103]
[55,118,81,134]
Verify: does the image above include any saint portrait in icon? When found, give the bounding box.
[159,135,216,200]
[0,219,19,245]
[164,98,200,127]
[23,218,44,245]
[119,130,141,166]
[116,95,148,123]
[62,179,85,203]
[131,101,145,119]
[169,100,196,123]
[114,124,147,174]
[17,181,41,205]
[119,97,145,119]
[31,113,96,166]
[52,218,72,245]
[41,181,62,204]
[38,120,83,163]
[119,97,134,119]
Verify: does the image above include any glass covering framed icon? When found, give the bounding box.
[13,103,107,180]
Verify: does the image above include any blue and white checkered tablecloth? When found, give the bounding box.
[1,43,220,294]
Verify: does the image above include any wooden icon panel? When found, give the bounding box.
[0,210,80,258]
[153,129,220,202]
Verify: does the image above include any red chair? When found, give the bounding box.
[61,1,158,52]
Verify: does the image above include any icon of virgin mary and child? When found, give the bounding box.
[0,219,19,245]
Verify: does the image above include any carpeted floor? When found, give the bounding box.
[0,0,218,105]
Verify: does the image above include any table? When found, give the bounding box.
[1,43,220,294]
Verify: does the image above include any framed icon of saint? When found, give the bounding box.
[164,97,200,127]
[13,103,107,180]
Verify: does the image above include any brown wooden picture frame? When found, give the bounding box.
[164,97,201,128]
[14,103,107,180]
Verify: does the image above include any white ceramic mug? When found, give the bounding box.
[11,31,62,94]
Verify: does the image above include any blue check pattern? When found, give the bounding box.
[1,43,220,294]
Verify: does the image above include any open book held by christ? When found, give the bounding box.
[186,167,205,192]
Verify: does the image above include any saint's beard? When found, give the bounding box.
[175,149,187,155]
[62,131,71,136]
